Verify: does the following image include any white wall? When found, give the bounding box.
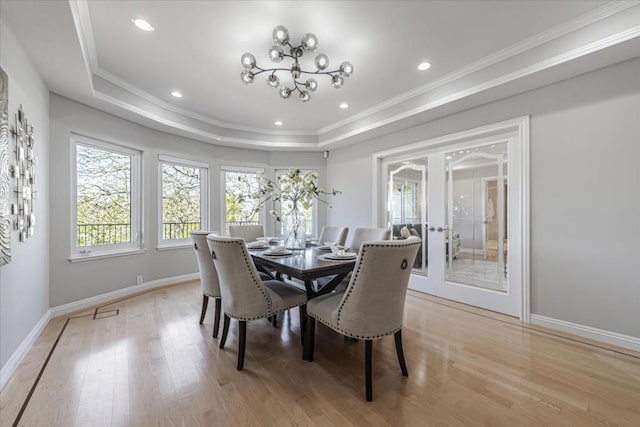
[0,21,50,369]
[49,95,326,307]
[327,58,640,338]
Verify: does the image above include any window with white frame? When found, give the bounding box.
[275,169,317,238]
[222,166,264,234]
[72,136,141,256]
[159,155,208,245]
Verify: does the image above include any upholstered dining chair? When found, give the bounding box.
[317,225,349,246]
[206,235,307,371]
[191,231,223,338]
[317,227,392,291]
[228,224,264,242]
[304,236,421,401]
[346,227,392,252]
[192,231,274,338]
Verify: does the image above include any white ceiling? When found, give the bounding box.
[2,1,639,150]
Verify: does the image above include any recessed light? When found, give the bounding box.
[132,18,155,32]
[170,91,183,98]
[339,102,349,109]
[274,121,283,126]
[417,61,431,71]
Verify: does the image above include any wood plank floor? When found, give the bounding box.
[1,282,639,426]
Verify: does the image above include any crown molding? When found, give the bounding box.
[318,23,640,147]
[69,0,318,138]
[68,0,640,150]
[316,1,638,135]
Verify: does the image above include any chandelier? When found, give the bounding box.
[240,25,354,102]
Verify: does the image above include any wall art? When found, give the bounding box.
[0,67,10,265]
[10,102,37,242]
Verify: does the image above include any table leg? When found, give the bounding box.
[315,273,348,296]
[303,281,316,299]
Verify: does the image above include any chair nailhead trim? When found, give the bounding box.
[309,311,401,340]
[332,240,420,336]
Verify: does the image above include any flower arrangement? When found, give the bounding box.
[245,168,340,248]
[251,168,341,221]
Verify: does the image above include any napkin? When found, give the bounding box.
[330,245,346,256]
[324,241,336,246]
[269,245,287,254]
[247,240,268,248]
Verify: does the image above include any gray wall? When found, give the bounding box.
[49,95,326,307]
[327,58,640,337]
[0,21,50,369]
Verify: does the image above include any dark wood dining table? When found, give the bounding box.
[250,245,356,299]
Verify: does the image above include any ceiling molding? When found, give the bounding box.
[317,23,640,147]
[67,0,640,151]
[316,1,638,135]
[70,0,318,138]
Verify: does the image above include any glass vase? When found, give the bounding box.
[283,205,306,250]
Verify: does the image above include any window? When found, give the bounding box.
[275,169,317,238]
[72,135,141,256]
[222,166,263,234]
[159,155,208,246]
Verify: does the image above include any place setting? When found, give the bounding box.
[318,245,357,262]
[261,245,294,257]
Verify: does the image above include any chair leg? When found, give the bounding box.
[298,305,307,346]
[219,314,230,349]
[237,321,247,371]
[303,316,315,361]
[212,298,221,338]
[394,330,408,377]
[199,294,209,324]
[271,314,277,328]
[365,340,373,402]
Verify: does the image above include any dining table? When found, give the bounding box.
[249,243,356,299]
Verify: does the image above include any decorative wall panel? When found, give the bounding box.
[0,67,10,265]
[10,103,37,242]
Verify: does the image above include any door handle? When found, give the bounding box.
[437,226,449,232]
[428,226,435,232]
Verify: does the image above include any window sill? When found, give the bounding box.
[157,243,192,251]
[69,248,146,263]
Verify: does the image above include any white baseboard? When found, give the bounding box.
[0,310,51,391]
[530,314,640,352]
[50,273,199,318]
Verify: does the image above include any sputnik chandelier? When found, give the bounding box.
[240,25,354,102]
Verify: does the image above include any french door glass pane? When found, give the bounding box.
[388,160,427,275]
[445,143,507,291]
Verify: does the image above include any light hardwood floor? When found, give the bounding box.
[1,281,639,426]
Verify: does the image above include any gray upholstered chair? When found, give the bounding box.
[191,231,223,338]
[304,236,421,401]
[317,227,392,291]
[346,227,392,252]
[317,225,349,246]
[206,235,307,371]
[228,224,264,242]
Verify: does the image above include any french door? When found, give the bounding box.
[383,136,523,317]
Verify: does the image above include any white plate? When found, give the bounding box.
[263,249,293,256]
[322,252,357,260]
[317,244,344,251]
[247,241,269,249]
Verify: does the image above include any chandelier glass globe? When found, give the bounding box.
[266,74,280,88]
[272,25,290,45]
[279,86,292,99]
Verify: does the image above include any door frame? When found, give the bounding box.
[372,116,530,322]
